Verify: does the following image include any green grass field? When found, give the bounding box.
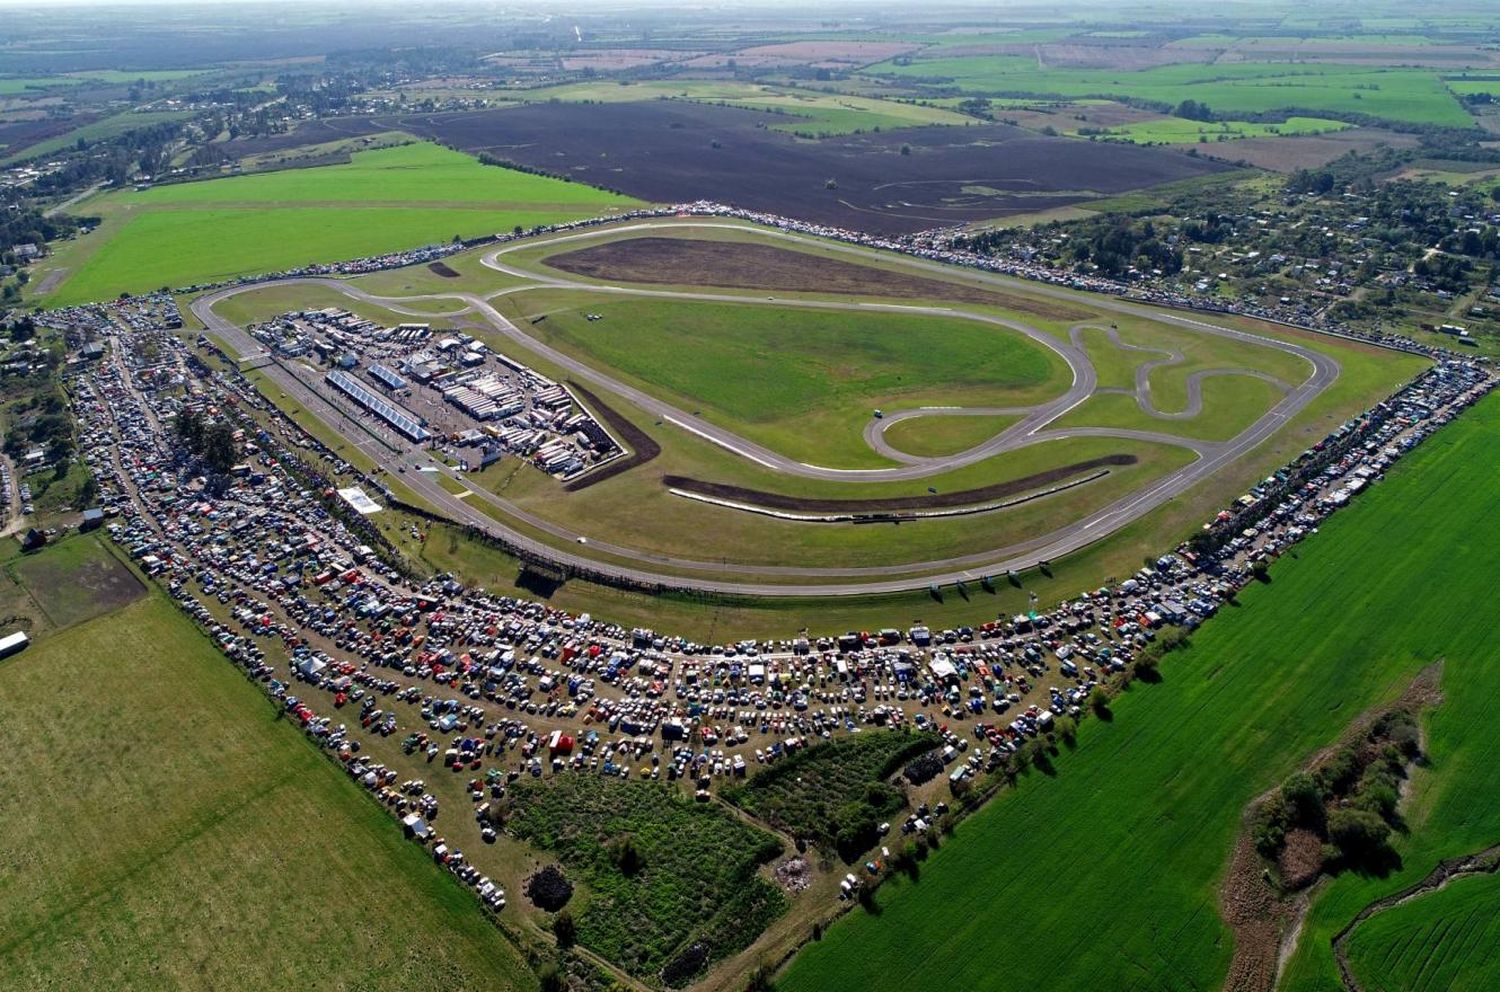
[1343,870,1500,992]
[510,292,1069,468]
[0,76,88,94]
[779,389,1500,992]
[880,414,1022,458]
[0,547,536,992]
[870,58,1474,128]
[33,142,640,306]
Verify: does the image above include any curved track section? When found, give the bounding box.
[188,220,1340,596]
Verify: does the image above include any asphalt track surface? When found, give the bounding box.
[189,219,1340,596]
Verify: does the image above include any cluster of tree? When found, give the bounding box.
[1252,708,1419,874]
[24,118,185,193]
[2,394,73,463]
[956,97,994,120]
[0,203,81,265]
[833,781,905,863]
[5,315,36,343]
[1173,98,1214,122]
[173,408,238,473]
[1444,225,1500,261]
[1413,252,1473,293]
[1065,218,1185,276]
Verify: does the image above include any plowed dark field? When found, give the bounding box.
[545,236,1095,319]
[379,101,1228,235]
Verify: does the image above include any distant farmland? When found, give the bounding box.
[779,391,1500,992]
[868,58,1475,129]
[384,100,1230,235]
[34,141,640,306]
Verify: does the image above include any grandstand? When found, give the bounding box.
[369,363,408,392]
[325,370,431,442]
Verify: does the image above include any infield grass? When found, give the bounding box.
[502,292,1071,468]
[1051,374,1289,441]
[880,414,1022,458]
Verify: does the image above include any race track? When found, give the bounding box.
[189,219,1340,596]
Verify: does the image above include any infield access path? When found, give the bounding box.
[189,219,1339,595]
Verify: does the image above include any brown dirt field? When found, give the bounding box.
[1220,832,1290,992]
[544,237,1096,322]
[562,381,661,491]
[663,454,1134,514]
[13,538,146,629]
[1278,829,1327,891]
[1206,128,1419,172]
[427,261,460,278]
[1068,102,1165,127]
[390,101,1229,235]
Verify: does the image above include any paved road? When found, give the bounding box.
[187,219,1340,596]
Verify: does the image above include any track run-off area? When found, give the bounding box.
[191,219,1341,596]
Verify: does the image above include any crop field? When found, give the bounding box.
[0,555,535,992]
[1072,115,1350,145]
[506,80,971,134]
[868,59,1475,129]
[509,293,1069,467]
[32,141,639,307]
[1343,870,1500,992]
[504,774,785,984]
[385,101,1230,234]
[778,390,1500,992]
[0,76,89,94]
